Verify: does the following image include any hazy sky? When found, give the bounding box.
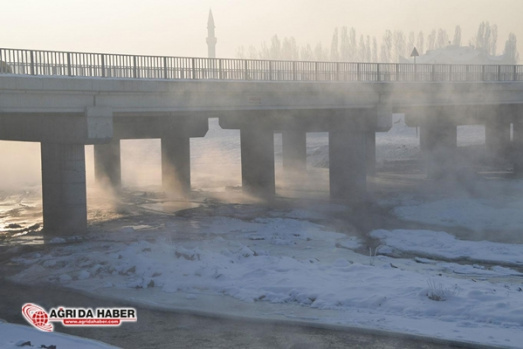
[1,0,522,58]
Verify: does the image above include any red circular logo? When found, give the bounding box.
[32,310,49,326]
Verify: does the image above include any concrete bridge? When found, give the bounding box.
[1,48,523,236]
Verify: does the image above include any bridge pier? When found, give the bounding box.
[161,132,191,198]
[94,139,121,190]
[41,142,87,235]
[282,130,307,174]
[485,118,511,159]
[513,115,523,176]
[329,116,368,202]
[240,123,275,198]
[366,130,376,176]
[420,109,457,179]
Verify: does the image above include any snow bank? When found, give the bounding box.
[371,229,523,266]
[394,196,523,232]
[8,213,523,348]
[0,322,118,349]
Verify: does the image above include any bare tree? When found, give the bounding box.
[417,31,425,54]
[503,33,519,64]
[314,42,329,61]
[358,35,365,61]
[381,30,393,62]
[453,25,462,46]
[427,30,436,51]
[366,36,371,62]
[407,31,415,56]
[282,37,299,60]
[372,37,378,62]
[300,44,314,61]
[270,35,281,59]
[491,24,498,55]
[436,28,449,48]
[340,27,350,61]
[330,28,339,61]
[349,28,357,61]
[476,21,486,50]
[393,30,406,61]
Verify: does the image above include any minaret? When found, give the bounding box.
[206,10,217,58]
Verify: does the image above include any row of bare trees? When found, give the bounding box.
[237,22,518,64]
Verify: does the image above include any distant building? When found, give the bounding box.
[400,45,512,65]
[206,10,217,58]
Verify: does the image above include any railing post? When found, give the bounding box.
[67,52,72,76]
[431,64,435,81]
[498,65,501,81]
[514,65,517,81]
[30,50,35,75]
[219,59,223,79]
[163,57,168,79]
[377,63,380,82]
[293,61,297,81]
[396,64,399,81]
[101,54,106,78]
[244,60,248,80]
[482,65,485,81]
[269,61,273,81]
[192,58,196,79]
[336,62,340,81]
[357,63,361,81]
[133,56,137,78]
[315,62,318,81]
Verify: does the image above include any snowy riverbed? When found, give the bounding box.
[5,193,523,349]
[2,115,523,348]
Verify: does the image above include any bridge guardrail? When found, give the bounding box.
[1,47,522,82]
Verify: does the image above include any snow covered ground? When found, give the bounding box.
[0,321,118,348]
[2,115,523,348]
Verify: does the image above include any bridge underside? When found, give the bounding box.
[403,104,523,179]
[2,74,523,237]
[0,107,385,236]
[3,103,523,236]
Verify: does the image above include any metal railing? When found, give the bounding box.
[1,47,523,82]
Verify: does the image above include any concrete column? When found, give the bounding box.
[240,124,275,198]
[41,142,87,235]
[366,130,376,176]
[485,118,511,159]
[513,117,523,176]
[329,117,367,202]
[161,133,190,198]
[282,130,306,173]
[420,111,457,179]
[94,139,121,189]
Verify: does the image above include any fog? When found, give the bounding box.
[1,0,522,58]
[2,2,523,347]
[0,141,41,192]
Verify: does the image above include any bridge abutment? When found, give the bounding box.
[41,142,87,235]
